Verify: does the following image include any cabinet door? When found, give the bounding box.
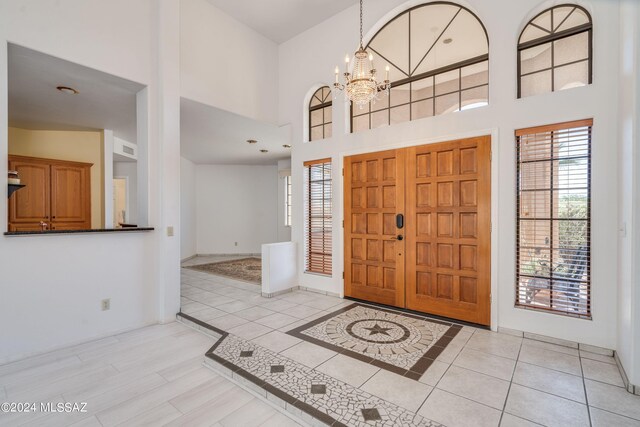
[50,222,87,231]
[8,160,50,224]
[50,164,91,226]
[8,222,49,232]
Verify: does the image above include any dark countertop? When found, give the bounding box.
[4,227,155,236]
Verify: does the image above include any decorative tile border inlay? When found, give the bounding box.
[207,331,442,426]
[177,312,443,426]
[286,304,462,380]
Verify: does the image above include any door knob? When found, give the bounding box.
[389,235,404,241]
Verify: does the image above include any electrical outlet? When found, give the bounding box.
[234,242,238,246]
[101,299,111,311]
[167,226,174,237]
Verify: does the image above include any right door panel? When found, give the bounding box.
[405,136,491,325]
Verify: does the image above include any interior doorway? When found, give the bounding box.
[344,136,492,325]
[113,177,128,226]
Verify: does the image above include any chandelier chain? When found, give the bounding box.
[334,0,390,106]
[359,0,363,48]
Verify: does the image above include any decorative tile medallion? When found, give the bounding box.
[178,311,443,426]
[287,303,462,379]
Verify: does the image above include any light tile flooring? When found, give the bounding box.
[0,321,300,427]
[180,259,640,427]
[2,255,638,427]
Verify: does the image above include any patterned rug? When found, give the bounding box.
[186,257,261,284]
[287,303,461,379]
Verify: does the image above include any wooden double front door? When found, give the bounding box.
[344,136,491,325]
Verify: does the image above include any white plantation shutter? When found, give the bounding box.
[304,159,332,275]
[516,119,592,318]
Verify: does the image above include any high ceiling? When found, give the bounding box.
[8,44,144,142]
[181,98,291,166]
[206,0,358,43]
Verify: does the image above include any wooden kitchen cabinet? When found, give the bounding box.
[8,155,92,231]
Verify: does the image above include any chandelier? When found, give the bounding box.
[334,0,390,107]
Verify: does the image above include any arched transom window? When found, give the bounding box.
[309,86,332,141]
[518,5,592,98]
[351,2,489,133]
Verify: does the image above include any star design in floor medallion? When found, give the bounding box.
[363,323,393,336]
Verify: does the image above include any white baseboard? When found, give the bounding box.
[194,253,261,257]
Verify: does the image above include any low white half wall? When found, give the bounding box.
[262,242,297,296]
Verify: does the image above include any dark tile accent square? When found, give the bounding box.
[270,364,285,373]
[240,350,253,358]
[361,408,382,421]
[310,384,326,394]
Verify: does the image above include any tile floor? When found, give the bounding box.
[181,259,640,427]
[0,321,301,427]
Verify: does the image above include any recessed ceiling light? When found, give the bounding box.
[283,144,291,148]
[443,38,453,44]
[247,139,258,144]
[56,86,79,95]
[260,149,269,153]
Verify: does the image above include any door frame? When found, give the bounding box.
[338,128,500,329]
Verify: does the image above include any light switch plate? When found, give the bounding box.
[167,226,174,237]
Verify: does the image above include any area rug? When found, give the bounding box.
[287,303,461,379]
[186,257,261,284]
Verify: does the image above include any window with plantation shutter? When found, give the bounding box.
[304,159,332,275]
[516,119,592,318]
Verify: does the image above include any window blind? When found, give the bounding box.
[516,119,592,318]
[304,159,332,275]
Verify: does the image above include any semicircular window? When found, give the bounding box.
[351,3,489,133]
[518,5,592,98]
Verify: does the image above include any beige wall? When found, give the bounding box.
[8,127,104,228]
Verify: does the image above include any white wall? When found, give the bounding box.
[113,161,139,225]
[196,164,279,254]
[617,0,640,387]
[180,157,197,260]
[277,158,292,242]
[0,0,182,363]
[180,0,279,124]
[279,0,621,352]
